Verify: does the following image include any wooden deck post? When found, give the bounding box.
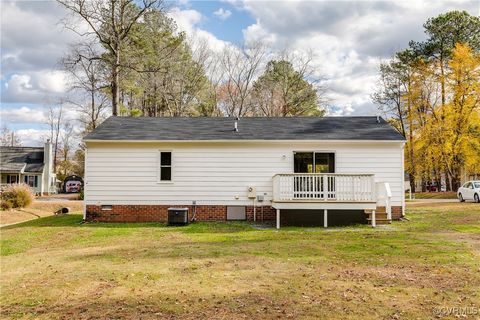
[323,209,328,228]
[371,209,376,228]
[276,209,280,229]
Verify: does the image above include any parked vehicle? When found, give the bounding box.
[63,175,83,193]
[457,181,480,203]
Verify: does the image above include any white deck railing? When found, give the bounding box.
[273,173,376,202]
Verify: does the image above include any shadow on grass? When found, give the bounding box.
[1,214,373,234]
[2,214,265,233]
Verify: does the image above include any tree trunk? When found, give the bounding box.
[91,88,96,129]
[446,174,452,192]
[112,51,120,116]
[409,173,416,193]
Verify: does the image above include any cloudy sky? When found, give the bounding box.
[1,0,479,145]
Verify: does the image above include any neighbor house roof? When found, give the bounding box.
[84,116,406,141]
[0,147,45,173]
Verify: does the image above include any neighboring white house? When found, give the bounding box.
[0,141,56,195]
[83,116,405,228]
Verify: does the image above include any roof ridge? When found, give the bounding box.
[108,115,381,119]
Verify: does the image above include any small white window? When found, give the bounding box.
[159,151,172,181]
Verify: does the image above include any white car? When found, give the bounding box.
[457,181,480,203]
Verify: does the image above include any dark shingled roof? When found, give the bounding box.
[0,147,45,173]
[84,116,406,141]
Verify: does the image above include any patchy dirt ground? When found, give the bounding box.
[0,200,83,226]
[0,203,479,319]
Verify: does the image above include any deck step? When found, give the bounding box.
[366,219,391,225]
[365,209,387,214]
[367,213,388,220]
[365,211,389,216]
[365,207,391,224]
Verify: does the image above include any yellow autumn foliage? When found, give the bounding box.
[405,43,480,189]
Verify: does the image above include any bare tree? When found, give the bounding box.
[62,42,109,132]
[60,122,74,163]
[0,126,22,147]
[219,42,267,116]
[57,0,163,116]
[46,105,64,170]
[190,37,223,116]
[57,122,75,179]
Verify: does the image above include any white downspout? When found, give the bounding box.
[83,147,88,221]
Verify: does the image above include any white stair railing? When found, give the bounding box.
[375,182,392,220]
[384,182,392,220]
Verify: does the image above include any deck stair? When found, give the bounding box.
[365,207,391,225]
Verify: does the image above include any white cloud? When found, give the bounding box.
[238,0,479,115]
[168,7,229,52]
[16,129,50,147]
[213,8,232,20]
[168,7,203,34]
[2,70,68,103]
[0,106,47,125]
[1,1,81,76]
[37,71,67,93]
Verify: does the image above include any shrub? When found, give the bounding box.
[0,199,13,210]
[0,183,34,210]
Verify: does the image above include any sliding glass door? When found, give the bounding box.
[293,152,335,199]
[294,152,335,173]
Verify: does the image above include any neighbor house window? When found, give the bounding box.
[6,175,19,184]
[159,151,172,181]
[24,175,38,188]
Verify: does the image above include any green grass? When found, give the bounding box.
[407,191,458,199]
[1,203,479,319]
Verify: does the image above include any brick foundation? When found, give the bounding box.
[85,204,277,223]
[391,206,403,220]
[85,204,403,223]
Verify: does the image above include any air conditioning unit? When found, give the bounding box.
[167,208,189,226]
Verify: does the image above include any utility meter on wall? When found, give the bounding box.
[247,186,257,198]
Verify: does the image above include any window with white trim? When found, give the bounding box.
[159,152,172,181]
[6,175,19,184]
[24,175,39,188]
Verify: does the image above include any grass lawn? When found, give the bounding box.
[406,191,458,199]
[0,201,84,227]
[1,203,479,319]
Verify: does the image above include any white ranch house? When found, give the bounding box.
[83,116,405,228]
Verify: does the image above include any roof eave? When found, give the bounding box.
[84,138,406,143]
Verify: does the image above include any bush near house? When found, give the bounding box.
[0,183,34,210]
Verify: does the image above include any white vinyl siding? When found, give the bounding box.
[85,141,404,207]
